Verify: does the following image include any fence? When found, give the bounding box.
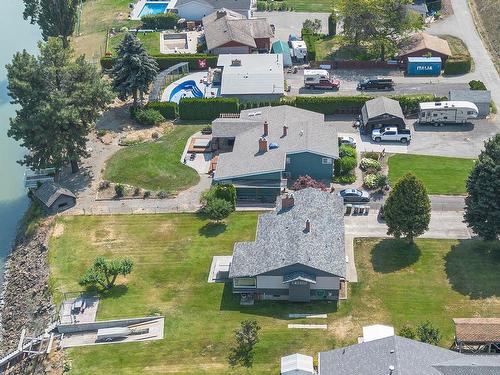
[149,62,190,102]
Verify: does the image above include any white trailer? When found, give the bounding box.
[289,40,307,60]
[418,101,479,125]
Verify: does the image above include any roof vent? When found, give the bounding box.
[305,219,311,233]
[231,59,241,66]
[389,365,395,375]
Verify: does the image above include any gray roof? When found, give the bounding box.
[175,0,252,13]
[434,356,500,375]
[229,188,346,278]
[319,336,463,375]
[213,106,338,180]
[33,181,76,208]
[203,10,272,50]
[217,54,284,95]
[362,96,404,122]
[449,89,492,103]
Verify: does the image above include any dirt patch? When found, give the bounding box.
[90,226,117,245]
[52,223,65,238]
[328,315,357,340]
[118,123,172,146]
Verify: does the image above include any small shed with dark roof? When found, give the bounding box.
[360,97,406,134]
[449,89,491,118]
[33,181,76,213]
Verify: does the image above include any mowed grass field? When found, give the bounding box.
[107,32,161,55]
[49,214,500,374]
[104,125,204,193]
[388,154,475,195]
[282,0,332,12]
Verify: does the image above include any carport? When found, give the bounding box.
[359,97,406,134]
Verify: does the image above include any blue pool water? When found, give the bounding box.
[139,2,168,17]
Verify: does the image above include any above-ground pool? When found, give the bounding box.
[139,2,168,17]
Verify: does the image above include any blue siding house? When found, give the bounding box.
[211,106,339,202]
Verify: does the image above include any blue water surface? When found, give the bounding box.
[139,2,168,17]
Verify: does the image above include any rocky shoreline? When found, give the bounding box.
[0,218,55,357]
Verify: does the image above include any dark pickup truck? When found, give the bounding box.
[357,78,395,91]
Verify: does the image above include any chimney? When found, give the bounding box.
[216,10,227,19]
[282,125,288,137]
[263,121,269,136]
[305,219,311,233]
[281,193,294,209]
[258,137,268,153]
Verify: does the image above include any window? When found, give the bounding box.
[234,278,256,288]
[322,157,332,165]
[467,111,475,115]
[433,113,438,117]
[286,157,291,164]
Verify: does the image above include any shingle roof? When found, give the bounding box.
[453,318,500,343]
[449,89,492,103]
[228,188,346,278]
[399,32,452,57]
[213,106,337,180]
[319,336,464,375]
[434,356,500,375]
[216,54,284,95]
[33,181,76,208]
[362,96,404,122]
[203,11,272,50]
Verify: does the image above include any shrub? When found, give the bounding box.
[143,190,151,198]
[363,173,387,189]
[399,325,416,339]
[362,151,380,161]
[333,174,356,184]
[417,321,441,345]
[146,101,177,119]
[360,157,382,171]
[339,144,356,158]
[292,175,327,191]
[158,191,168,199]
[96,129,107,138]
[443,56,472,75]
[295,96,372,115]
[179,98,239,121]
[335,156,357,176]
[141,13,179,30]
[133,187,141,196]
[391,94,447,115]
[469,80,487,90]
[115,184,125,198]
[99,181,110,190]
[202,198,233,222]
[130,107,165,126]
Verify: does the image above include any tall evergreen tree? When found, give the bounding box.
[384,173,431,242]
[22,0,78,48]
[6,38,113,173]
[464,134,500,240]
[110,33,159,107]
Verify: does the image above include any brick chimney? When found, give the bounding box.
[263,121,269,136]
[282,125,288,137]
[281,193,294,209]
[305,219,311,233]
[258,137,268,153]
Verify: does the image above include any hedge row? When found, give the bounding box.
[178,98,239,121]
[146,101,177,119]
[100,54,218,71]
[444,55,472,75]
[295,96,373,115]
[390,94,448,114]
[141,13,179,30]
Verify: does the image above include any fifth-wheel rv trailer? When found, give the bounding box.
[418,101,479,125]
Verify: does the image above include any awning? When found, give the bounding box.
[283,271,316,284]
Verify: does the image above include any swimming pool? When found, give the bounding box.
[139,2,168,17]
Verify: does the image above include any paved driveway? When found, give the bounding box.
[254,11,330,41]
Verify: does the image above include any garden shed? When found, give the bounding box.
[33,181,76,213]
[280,353,314,375]
[449,89,491,118]
[359,97,406,134]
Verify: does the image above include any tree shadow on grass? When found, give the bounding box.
[371,239,421,274]
[99,285,129,300]
[445,239,500,299]
[218,283,339,319]
[199,222,227,237]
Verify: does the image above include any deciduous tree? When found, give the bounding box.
[22,0,79,48]
[80,257,134,290]
[464,134,500,240]
[110,33,159,107]
[384,173,431,242]
[202,198,233,222]
[6,38,113,173]
[228,320,261,368]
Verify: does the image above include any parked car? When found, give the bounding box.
[372,127,411,143]
[357,77,394,91]
[338,188,370,203]
[339,136,357,148]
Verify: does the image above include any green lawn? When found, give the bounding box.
[388,154,475,195]
[107,32,161,55]
[259,0,332,12]
[48,214,500,374]
[104,125,204,193]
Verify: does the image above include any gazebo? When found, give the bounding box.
[453,318,500,353]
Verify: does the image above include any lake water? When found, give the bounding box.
[0,2,40,284]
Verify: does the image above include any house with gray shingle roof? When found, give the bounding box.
[212,106,338,202]
[227,188,346,302]
[202,9,273,54]
[33,181,76,213]
[318,335,500,375]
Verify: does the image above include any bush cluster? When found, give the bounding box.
[339,144,356,158]
[101,54,218,71]
[391,95,447,115]
[333,174,356,184]
[295,96,372,115]
[130,106,165,126]
[146,101,177,119]
[360,157,382,171]
[363,173,387,189]
[362,151,380,161]
[469,80,487,90]
[141,13,179,30]
[443,56,472,75]
[179,98,239,121]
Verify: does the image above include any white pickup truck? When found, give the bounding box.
[372,127,411,143]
